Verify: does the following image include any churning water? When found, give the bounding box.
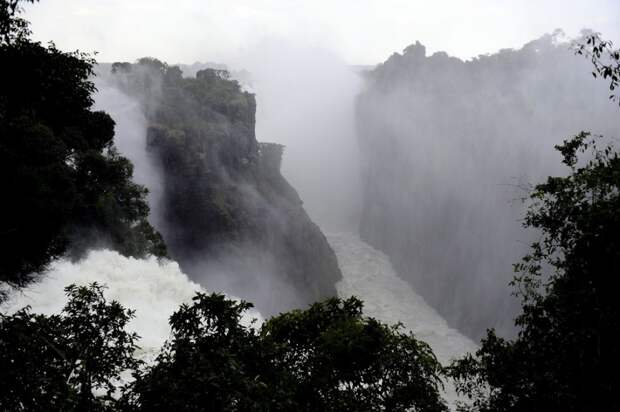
[2,235,474,407]
[1,250,263,356]
[328,232,476,407]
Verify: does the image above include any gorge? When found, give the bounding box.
[6,32,619,356]
[2,3,620,405]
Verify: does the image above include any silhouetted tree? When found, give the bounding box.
[262,297,448,411]
[128,295,447,411]
[0,0,35,43]
[0,283,140,411]
[576,33,620,105]
[0,1,165,294]
[127,293,287,411]
[448,36,620,412]
[2,289,448,411]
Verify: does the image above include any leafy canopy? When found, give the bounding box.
[0,283,140,411]
[0,0,166,293]
[131,294,448,411]
[2,289,448,412]
[261,297,447,412]
[448,35,620,412]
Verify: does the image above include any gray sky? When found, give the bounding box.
[24,0,620,65]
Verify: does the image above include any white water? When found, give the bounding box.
[3,236,474,407]
[1,250,263,355]
[1,239,475,362]
[328,232,476,407]
[329,233,476,363]
[93,82,165,231]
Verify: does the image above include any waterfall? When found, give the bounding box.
[328,232,476,407]
[1,250,263,356]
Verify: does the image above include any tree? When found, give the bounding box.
[128,295,447,411]
[127,293,284,411]
[0,1,166,294]
[448,36,620,412]
[575,32,620,105]
[2,287,447,410]
[0,0,36,43]
[262,297,448,412]
[0,283,140,411]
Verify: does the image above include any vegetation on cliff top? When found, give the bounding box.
[356,30,620,340]
[2,1,620,410]
[106,57,342,314]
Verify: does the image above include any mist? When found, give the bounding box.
[91,58,343,318]
[227,40,363,232]
[93,77,165,231]
[355,34,620,338]
[1,250,262,354]
[90,32,620,341]
[5,0,620,408]
[23,1,620,65]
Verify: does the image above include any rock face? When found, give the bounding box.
[355,34,620,339]
[107,60,341,314]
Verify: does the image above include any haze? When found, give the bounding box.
[24,0,620,65]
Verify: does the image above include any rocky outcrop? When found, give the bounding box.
[356,34,620,339]
[108,60,341,314]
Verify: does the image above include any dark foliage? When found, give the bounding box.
[127,293,288,411]
[448,36,620,412]
[0,0,35,43]
[0,283,140,411]
[261,297,448,411]
[0,2,166,292]
[2,289,447,411]
[575,33,620,105]
[118,294,447,411]
[355,31,620,340]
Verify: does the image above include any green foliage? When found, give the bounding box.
[262,297,448,411]
[575,33,620,105]
[128,293,286,411]
[2,290,448,411]
[450,133,620,411]
[110,60,259,257]
[448,85,620,412]
[0,283,140,411]
[0,0,36,44]
[0,2,166,291]
[129,295,447,411]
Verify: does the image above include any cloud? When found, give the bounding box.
[23,0,620,65]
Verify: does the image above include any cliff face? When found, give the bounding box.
[108,60,341,314]
[356,35,620,339]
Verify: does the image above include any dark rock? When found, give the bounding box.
[110,63,342,314]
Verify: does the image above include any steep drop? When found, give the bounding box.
[96,61,342,316]
[356,34,620,339]
[329,233,475,408]
[329,233,476,364]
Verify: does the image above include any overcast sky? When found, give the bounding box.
[23,0,620,65]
